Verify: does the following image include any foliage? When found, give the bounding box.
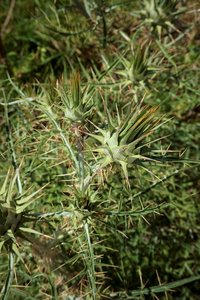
[0,0,200,299]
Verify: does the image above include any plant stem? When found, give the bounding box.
[84,220,96,299]
[4,101,22,194]
[76,223,97,300]
[74,124,97,299]
[125,169,179,205]
[74,125,85,192]
[2,252,14,300]
[41,107,79,170]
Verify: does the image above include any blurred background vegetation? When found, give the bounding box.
[0,0,200,299]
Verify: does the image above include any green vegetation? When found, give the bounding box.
[0,0,200,299]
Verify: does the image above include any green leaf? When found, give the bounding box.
[109,275,200,297]
[101,203,169,217]
[32,274,59,300]
[155,39,178,73]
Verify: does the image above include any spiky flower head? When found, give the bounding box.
[0,169,47,262]
[57,72,93,123]
[132,0,185,35]
[117,46,159,89]
[89,100,166,183]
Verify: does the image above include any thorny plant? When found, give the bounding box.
[0,1,200,299]
[1,71,199,300]
[130,0,186,37]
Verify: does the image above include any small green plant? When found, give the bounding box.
[0,167,50,299]
[116,45,160,91]
[57,72,94,123]
[0,167,48,256]
[89,101,166,182]
[131,0,186,36]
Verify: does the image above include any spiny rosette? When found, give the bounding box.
[117,46,159,89]
[132,0,185,35]
[57,72,93,123]
[89,100,167,182]
[0,169,47,262]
